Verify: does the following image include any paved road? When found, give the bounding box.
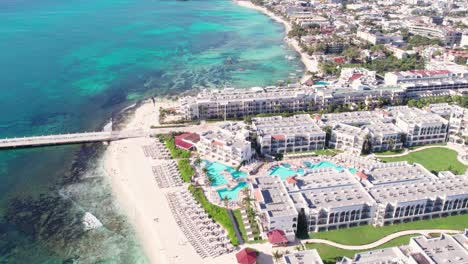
[302,229,461,250]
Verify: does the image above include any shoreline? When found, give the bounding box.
[101,99,238,264]
[234,0,318,78]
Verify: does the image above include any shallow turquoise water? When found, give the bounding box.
[217,182,248,201]
[205,161,248,186]
[0,0,302,262]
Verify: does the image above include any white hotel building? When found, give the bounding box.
[363,163,468,226]
[196,122,252,166]
[389,106,449,147]
[252,115,326,155]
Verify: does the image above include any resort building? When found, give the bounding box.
[384,70,468,94]
[389,106,449,147]
[328,123,367,153]
[448,105,468,145]
[282,249,323,264]
[174,132,200,150]
[364,163,468,226]
[179,87,317,120]
[339,246,409,264]
[197,122,252,165]
[286,168,377,232]
[408,232,468,264]
[252,115,326,155]
[340,231,468,264]
[253,176,298,240]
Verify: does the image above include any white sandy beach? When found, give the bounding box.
[235,0,318,75]
[102,99,261,264]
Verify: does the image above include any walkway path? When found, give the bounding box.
[302,229,461,250]
[227,209,244,245]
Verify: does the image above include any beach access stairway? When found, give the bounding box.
[0,130,149,149]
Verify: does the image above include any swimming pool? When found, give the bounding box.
[204,161,248,186]
[304,161,357,174]
[268,166,305,180]
[315,81,329,85]
[217,182,248,201]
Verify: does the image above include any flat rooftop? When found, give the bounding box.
[352,246,408,264]
[367,162,436,186]
[283,249,324,264]
[254,176,298,218]
[411,234,468,264]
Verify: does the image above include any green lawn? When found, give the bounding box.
[313,149,343,157]
[379,147,467,174]
[177,159,194,183]
[310,214,468,245]
[373,149,406,156]
[233,209,249,243]
[305,235,416,264]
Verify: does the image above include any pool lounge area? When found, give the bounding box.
[217,182,248,201]
[204,160,249,201]
[267,161,357,180]
[204,160,248,187]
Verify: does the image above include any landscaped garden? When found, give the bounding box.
[309,214,468,245]
[305,214,468,263]
[378,147,467,174]
[305,234,416,264]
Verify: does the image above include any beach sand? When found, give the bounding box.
[102,99,249,263]
[234,0,318,75]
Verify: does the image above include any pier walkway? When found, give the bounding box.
[0,130,149,149]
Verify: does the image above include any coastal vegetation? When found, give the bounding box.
[319,53,425,76]
[188,185,239,246]
[164,137,191,159]
[379,147,467,174]
[177,159,195,183]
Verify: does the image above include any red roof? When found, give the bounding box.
[175,133,200,143]
[267,229,288,245]
[175,133,198,150]
[212,140,224,147]
[334,57,346,63]
[272,135,285,140]
[357,171,368,179]
[236,248,257,264]
[349,73,363,81]
[286,176,298,184]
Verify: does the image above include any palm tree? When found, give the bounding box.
[388,138,395,151]
[272,251,283,263]
[194,155,201,167]
[221,196,230,209]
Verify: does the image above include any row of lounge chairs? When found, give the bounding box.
[142,141,170,160]
[166,190,234,258]
[152,161,183,188]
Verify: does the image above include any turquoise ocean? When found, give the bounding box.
[0,0,302,263]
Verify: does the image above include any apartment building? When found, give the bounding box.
[322,111,403,153]
[197,122,252,165]
[365,163,468,226]
[408,25,462,47]
[448,105,468,145]
[328,123,367,153]
[179,87,317,120]
[252,176,298,240]
[390,106,448,146]
[287,168,377,232]
[252,115,326,155]
[282,249,323,264]
[356,30,403,45]
[340,231,468,264]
